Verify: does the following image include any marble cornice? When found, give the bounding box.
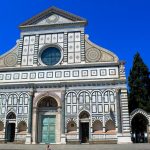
[0,79,126,89]
[0,62,119,73]
[20,21,87,30]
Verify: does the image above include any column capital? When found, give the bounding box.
[115,88,120,93]
[29,91,34,96]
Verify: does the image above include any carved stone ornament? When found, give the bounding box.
[4,53,17,67]
[85,35,119,63]
[46,14,59,24]
[86,47,101,62]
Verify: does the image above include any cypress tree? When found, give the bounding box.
[128,52,150,113]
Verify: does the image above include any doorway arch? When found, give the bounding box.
[37,96,58,144]
[32,92,62,144]
[79,111,90,143]
[130,109,149,143]
[6,112,16,142]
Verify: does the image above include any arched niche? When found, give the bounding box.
[18,121,27,133]
[67,121,77,134]
[93,120,103,133]
[105,120,115,134]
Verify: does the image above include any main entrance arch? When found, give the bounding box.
[38,96,58,143]
[130,109,149,143]
[32,92,62,144]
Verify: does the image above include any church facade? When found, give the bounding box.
[0,7,132,144]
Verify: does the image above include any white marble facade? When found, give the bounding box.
[0,7,131,144]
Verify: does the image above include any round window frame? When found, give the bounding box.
[38,44,63,66]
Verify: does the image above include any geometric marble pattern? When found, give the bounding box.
[22,35,35,66]
[68,32,81,64]
[0,67,118,83]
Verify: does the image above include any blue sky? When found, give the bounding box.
[0,0,150,78]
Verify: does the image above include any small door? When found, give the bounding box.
[80,122,89,143]
[41,115,56,143]
[6,123,15,142]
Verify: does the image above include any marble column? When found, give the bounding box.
[32,107,37,144]
[25,91,34,144]
[28,91,34,133]
[116,88,122,133]
[60,91,66,144]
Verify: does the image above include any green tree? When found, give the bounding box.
[128,52,150,113]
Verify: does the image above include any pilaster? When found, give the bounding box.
[17,38,23,66]
[60,90,66,144]
[26,90,34,144]
[117,88,132,144]
[116,89,122,133]
[33,34,39,66]
[32,107,37,144]
[80,31,85,62]
[63,32,68,64]
[119,61,126,79]
[120,88,130,133]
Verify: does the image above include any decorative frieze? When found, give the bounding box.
[0,67,118,84]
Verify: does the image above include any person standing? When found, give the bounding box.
[46,144,51,150]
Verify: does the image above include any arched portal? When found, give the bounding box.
[6,112,16,142]
[79,111,90,143]
[131,113,149,143]
[36,96,59,144]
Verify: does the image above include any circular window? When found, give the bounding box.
[41,47,61,66]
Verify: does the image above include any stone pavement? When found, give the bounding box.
[0,144,150,150]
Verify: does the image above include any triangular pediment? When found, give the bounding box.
[36,14,74,25]
[20,6,87,27]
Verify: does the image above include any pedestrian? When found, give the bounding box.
[46,144,51,150]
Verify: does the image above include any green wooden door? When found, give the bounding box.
[41,115,56,143]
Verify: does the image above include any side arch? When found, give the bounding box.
[130,108,149,143]
[130,108,150,125]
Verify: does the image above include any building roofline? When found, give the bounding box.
[19,6,87,27]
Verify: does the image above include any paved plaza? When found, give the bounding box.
[0,144,150,150]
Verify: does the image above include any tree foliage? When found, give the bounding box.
[128,52,150,113]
